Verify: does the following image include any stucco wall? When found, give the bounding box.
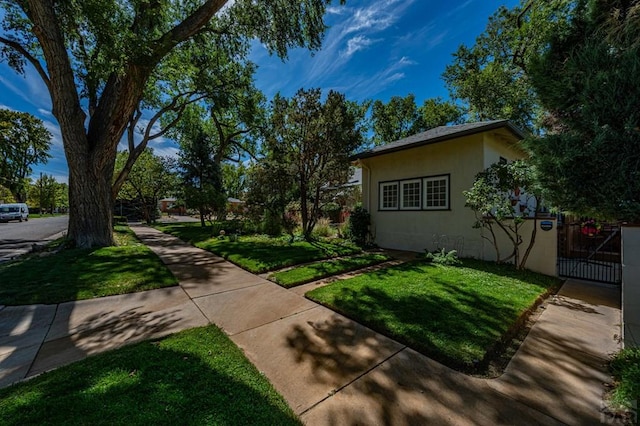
[361,133,486,256]
[483,218,558,276]
[482,130,526,169]
[358,128,557,277]
[622,226,640,347]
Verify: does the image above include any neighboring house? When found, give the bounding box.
[159,197,186,215]
[351,120,556,276]
[227,197,246,216]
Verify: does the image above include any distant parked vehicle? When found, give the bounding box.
[0,203,29,222]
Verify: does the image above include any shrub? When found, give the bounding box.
[262,210,282,236]
[347,206,370,246]
[113,216,128,225]
[282,212,299,237]
[323,202,342,223]
[337,220,349,238]
[313,217,335,238]
[423,249,461,266]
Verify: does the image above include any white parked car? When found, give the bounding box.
[0,203,29,222]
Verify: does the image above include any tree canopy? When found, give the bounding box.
[114,149,178,223]
[442,1,574,133]
[263,88,365,239]
[178,122,226,227]
[0,109,51,202]
[370,94,463,145]
[525,0,640,221]
[0,0,342,247]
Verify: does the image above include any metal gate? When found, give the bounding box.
[557,219,622,284]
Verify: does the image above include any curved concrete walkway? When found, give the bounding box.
[0,225,621,425]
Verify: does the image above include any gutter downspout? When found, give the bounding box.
[355,160,371,212]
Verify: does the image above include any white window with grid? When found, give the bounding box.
[380,182,399,210]
[400,179,421,210]
[423,176,449,209]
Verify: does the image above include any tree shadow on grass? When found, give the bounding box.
[314,284,521,372]
[288,285,619,425]
[0,326,300,426]
[197,239,359,273]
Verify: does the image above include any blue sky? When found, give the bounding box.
[0,0,518,184]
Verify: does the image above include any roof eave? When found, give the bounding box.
[350,120,526,161]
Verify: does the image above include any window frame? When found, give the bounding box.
[379,181,399,210]
[377,174,450,212]
[400,179,422,210]
[423,174,450,210]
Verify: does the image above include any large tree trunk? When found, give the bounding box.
[67,174,114,247]
[66,136,116,247]
[24,0,227,248]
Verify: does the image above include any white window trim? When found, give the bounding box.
[423,175,449,210]
[400,179,422,210]
[379,182,399,210]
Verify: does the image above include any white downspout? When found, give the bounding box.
[356,160,371,212]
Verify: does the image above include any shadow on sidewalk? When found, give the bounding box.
[288,282,620,424]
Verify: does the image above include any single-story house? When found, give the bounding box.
[158,197,186,215]
[351,119,556,276]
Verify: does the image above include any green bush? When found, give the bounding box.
[113,215,128,225]
[262,210,282,236]
[423,249,461,266]
[323,202,342,223]
[347,206,370,246]
[313,217,335,238]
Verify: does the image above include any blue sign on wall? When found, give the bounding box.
[540,220,553,231]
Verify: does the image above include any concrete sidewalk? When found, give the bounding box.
[0,225,622,425]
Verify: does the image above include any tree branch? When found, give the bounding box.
[0,36,51,91]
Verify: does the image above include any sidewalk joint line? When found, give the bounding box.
[226,306,320,337]
[188,280,267,300]
[25,302,59,378]
[298,345,408,417]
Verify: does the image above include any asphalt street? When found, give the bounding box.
[0,215,68,263]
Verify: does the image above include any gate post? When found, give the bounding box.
[622,225,640,347]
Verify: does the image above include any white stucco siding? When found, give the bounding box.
[356,126,557,277]
[482,130,527,168]
[362,134,486,257]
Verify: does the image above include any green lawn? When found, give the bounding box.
[271,253,391,288]
[306,259,561,371]
[27,213,66,219]
[0,325,300,426]
[609,347,640,414]
[0,226,177,305]
[154,223,361,273]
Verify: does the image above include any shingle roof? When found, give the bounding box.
[351,120,526,161]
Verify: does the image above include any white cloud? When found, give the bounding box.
[398,56,417,66]
[41,118,63,149]
[326,6,346,15]
[0,74,32,105]
[0,104,15,111]
[340,55,417,99]
[446,0,475,19]
[342,36,376,58]
[37,108,53,116]
[151,146,180,159]
[284,0,416,87]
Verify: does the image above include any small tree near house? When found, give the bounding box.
[464,160,543,270]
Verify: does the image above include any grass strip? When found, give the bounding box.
[0,226,177,305]
[609,347,640,415]
[271,253,391,288]
[307,259,561,372]
[154,223,360,273]
[0,325,300,426]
